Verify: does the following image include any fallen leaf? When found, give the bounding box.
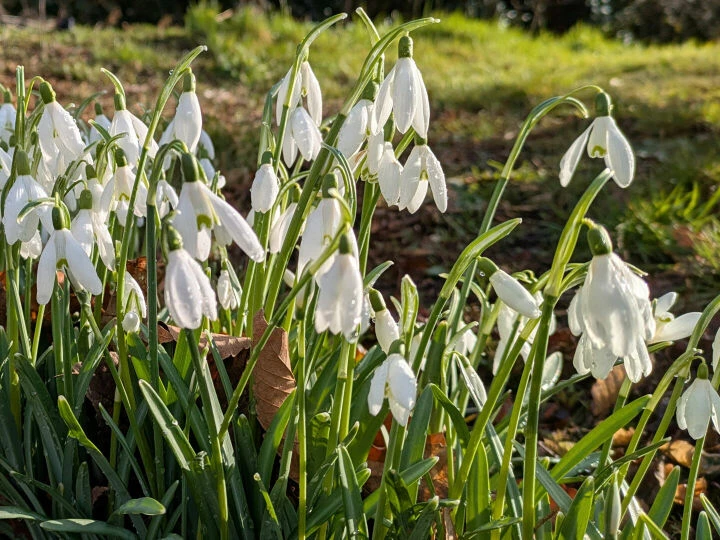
[543,430,575,457]
[252,310,295,430]
[674,477,706,511]
[661,440,695,468]
[418,432,449,500]
[612,427,635,447]
[591,365,626,417]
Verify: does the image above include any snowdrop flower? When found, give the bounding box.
[366,130,385,176]
[71,189,115,269]
[217,269,239,310]
[368,353,417,426]
[37,82,85,166]
[269,202,298,254]
[399,140,446,213]
[374,35,429,138]
[648,292,701,344]
[155,179,179,219]
[559,92,634,188]
[159,71,202,153]
[3,151,51,245]
[314,233,363,340]
[377,142,402,206]
[569,225,655,382]
[121,273,146,334]
[0,89,16,144]
[677,363,720,440]
[477,258,542,320]
[20,232,43,260]
[337,83,377,158]
[172,153,263,262]
[164,225,218,329]
[109,92,158,167]
[369,289,400,353]
[37,206,103,305]
[276,60,322,126]
[251,154,279,213]
[493,294,556,374]
[0,146,11,188]
[89,102,112,145]
[100,149,148,226]
[298,176,344,276]
[197,129,215,160]
[283,106,322,165]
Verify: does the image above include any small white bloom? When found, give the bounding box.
[37,84,85,165]
[366,130,385,176]
[269,202,298,254]
[298,197,343,276]
[251,163,279,213]
[367,353,417,426]
[110,96,159,166]
[173,176,264,263]
[20,231,43,260]
[559,94,634,188]
[399,143,446,213]
[677,373,720,440]
[71,189,116,269]
[488,269,542,320]
[89,103,112,145]
[122,312,141,333]
[37,227,103,305]
[197,130,215,160]
[314,237,363,340]
[377,143,402,207]
[648,292,701,344]
[569,252,655,382]
[155,179,179,219]
[100,155,148,227]
[3,155,51,245]
[337,98,375,158]
[0,92,16,144]
[123,273,147,320]
[276,60,322,126]
[217,269,239,310]
[374,36,429,138]
[165,245,217,329]
[287,107,322,164]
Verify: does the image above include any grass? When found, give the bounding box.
[1,6,718,306]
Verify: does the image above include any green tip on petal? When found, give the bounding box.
[15,149,31,176]
[399,35,413,58]
[595,92,613,117]
[39,82,56,104]
[587,224,613,256]
[181,152,200,183]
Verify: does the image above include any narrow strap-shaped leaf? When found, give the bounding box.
[408,497,439,539]
[700,494,720,535]
[337,444,368,538]
[429,383,470,443]
[556,476,595,540]
[41,518,136,539]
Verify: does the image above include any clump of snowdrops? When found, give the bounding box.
[1,9,720,540]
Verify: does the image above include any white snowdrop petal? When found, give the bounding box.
[373,66,395,134]
[655,292,678,316]
[387,354,417,413]
[587,116,611,158]
[713,329,720,372]
[652,312,701,343]
[165,250,203,329]
[64,230,102,295]
[270,203,297,254]
[37,233,58,305]
[302,62,323,125]
[559,124,592,187]
[685,380,712,439]
[251,164,279,213]
[375,310,399,353]
[411,64,430,139]
[337,102,368,158]
[208,191,265,262]
[367,361,390,416]
[425,147,447,213]
[392,59,417,134]
[291,108,322,161]
[70,210,94,256]
[605,118,635,188]
[490,270,541,319]
[175,92,202,153]
[405,179,428,214]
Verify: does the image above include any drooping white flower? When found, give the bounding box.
[251,160,279,213]
[100,149,148,226]
[377,143,402,207]
[71,188,116,270]
[374,35,430,139]
[569,227,655,382]
[479,259,542,320]
[121,272,146,334]
[368,353,417,426]
[269,202,298,254]
[283,106,322,165]
[0,90,17,144]
[109,92,158,166]
[276,60,322,126]
[559,92,634,188]
[37,82,85,166]
[314,233,363,340]
[155,179,179,219]
[164,228,217,329]
[89,102,112,145]
[648,292,701,344]
[337,97,376,158]
[298,184,343,276]
[37,207,103,305]
[217,269,239,310]
[20,232,43,260]
[399,142,446,213]
[677,364,720,440]
[172,153,263,263]
[159,72,202,153]
[366,130,385,176]
[197,129,215,160]
[369,289,399,353]
[3,151,51,245]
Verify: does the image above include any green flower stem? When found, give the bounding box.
[296,318,308,539]
[185,329,229,540]
[218,225,348,442]
[372,420,406,540]
[327,340,354,456]
[358,181,380,274]
[682,434,706,540]
[31,304,45,364]
[247,211,271,338]
[521,297,558,539]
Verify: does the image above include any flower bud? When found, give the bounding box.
[251,163,279,213]
[122,311,141,333]
[478,258,541,319]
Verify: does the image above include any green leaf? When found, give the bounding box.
[336,444,368,538]
[465,441,490,535]
[697,512,712,540]
[700,494,720,535]
[41,518,136,539]
[75,462,92,516]
[556,476,594,540]
[648,465,680,529]
[115,497,166,516]
[428,383,470,443]
[408,497,439,539]
[0,506,44,521]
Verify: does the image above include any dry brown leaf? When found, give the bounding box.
[591,365,626,417]
[418,432,449,500]
[674,477,707,510]
[661,440,695,468]
[252,310,295,430]
[543,430,575,457]
[612,427,635,447]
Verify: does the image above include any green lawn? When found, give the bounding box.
[1,6,718,305]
